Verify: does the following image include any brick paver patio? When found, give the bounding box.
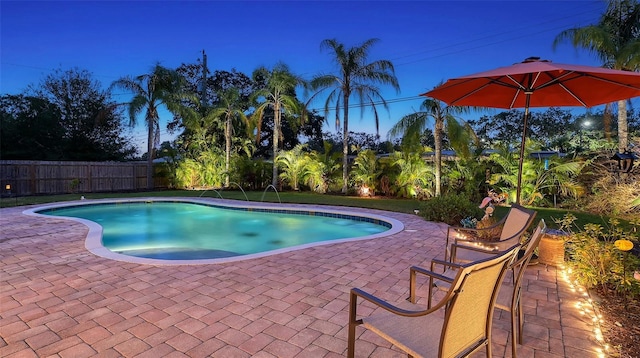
[1,198,605,357]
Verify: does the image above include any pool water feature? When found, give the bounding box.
[31,199,402,265]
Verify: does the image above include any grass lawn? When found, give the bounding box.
[0,189,631,231]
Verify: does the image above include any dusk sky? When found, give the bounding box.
[1,1,608,151]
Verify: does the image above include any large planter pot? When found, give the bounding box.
[539,229,567,266]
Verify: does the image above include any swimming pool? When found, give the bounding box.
[28,198,403,265]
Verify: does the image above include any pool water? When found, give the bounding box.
[40,201,390,260]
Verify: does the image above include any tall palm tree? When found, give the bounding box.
[110,64,186,189]
[209,87,249,187]
[388,97,476,196]
[554,0,640,152]
[251,62,306,187]
[310,38,400,193]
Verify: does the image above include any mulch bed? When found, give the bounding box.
[592,287,640,357]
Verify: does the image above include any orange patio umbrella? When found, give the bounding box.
[423,57,640,204]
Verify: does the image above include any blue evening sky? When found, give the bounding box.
[1,0,607,150]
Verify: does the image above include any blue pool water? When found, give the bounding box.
[39,201,391,260]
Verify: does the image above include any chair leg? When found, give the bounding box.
[444,234,450,263]
[511,290,523,357]
[518,300,524,344]
[511,310,518,358]
[347,323,356,358]
[408,268,417,303]
[347,293,358,358]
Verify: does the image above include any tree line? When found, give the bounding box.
[1,0,638,206]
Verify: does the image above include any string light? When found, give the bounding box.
[560,267,609,358]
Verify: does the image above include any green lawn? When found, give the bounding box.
[0,189,631,231]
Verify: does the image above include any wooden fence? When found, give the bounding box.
[0,160,166,196]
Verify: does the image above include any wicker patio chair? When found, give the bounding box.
[445,203,536,262]
[412,220,547,358]
[347,245,520,358]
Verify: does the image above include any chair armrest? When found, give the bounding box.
[408,262,460,306]
[429,258,464,271]
[411,265,455,283]
[350,288,433,319]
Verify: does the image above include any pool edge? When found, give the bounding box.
[23,197,405,266]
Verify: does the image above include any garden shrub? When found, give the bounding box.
[559,214,640,299]
[419,193,484,226]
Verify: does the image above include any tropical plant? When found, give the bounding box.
[232,156,270,190]
[532,158,587,205]
[304,157,328,194]
[388,151,434,199]
[197,149,226,188]
[554,0,640,152]
[305,141,341,193]
[488,142,533,204]
[175,158,201,188]
[110,64,188,189]
[443,152,489,202]
[389,96,478,197]
[310,38,400,193]
[251,62,306,187]
[276,144,309,191]
[155,141,180,188]
[488,142,587,206]
[209,87,250,187]
[350,149,381,195]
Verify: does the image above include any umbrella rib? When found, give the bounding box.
[532,71,575,91]
[557,82,587,106]
[443,78,498,104]
[506,75,527,91]
[532,71,589,106]
[449,77,522,105]
[585,73,640,91]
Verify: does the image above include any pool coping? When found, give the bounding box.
[23,197,405,266]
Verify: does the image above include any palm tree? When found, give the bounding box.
[209,87,250,187]
[554,0,640,152]
[310,38,400,193]
[388,97,476,196]
[110,64,186,189]
[251,62,306,187]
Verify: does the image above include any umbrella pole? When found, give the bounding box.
[516,94,531,205]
